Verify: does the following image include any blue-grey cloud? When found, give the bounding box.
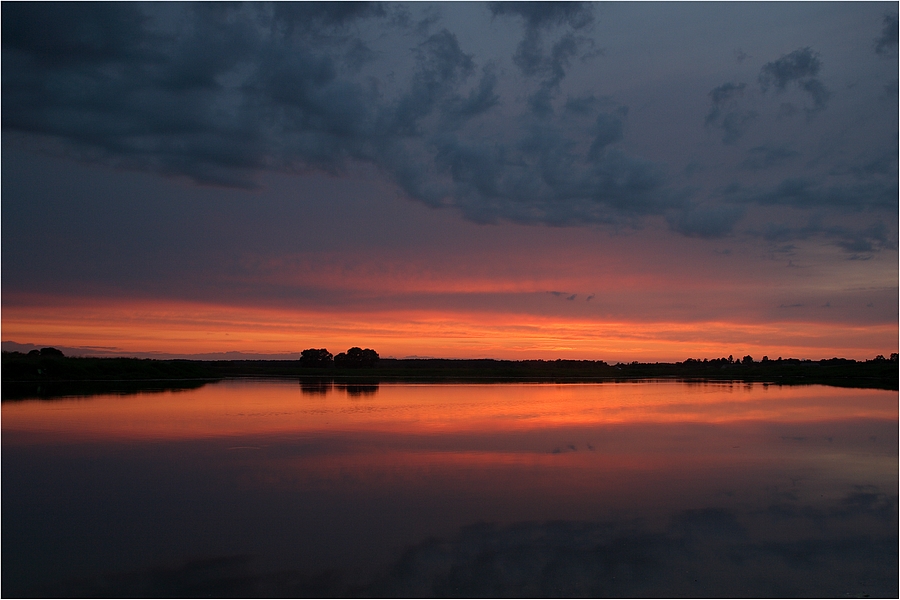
[799,78,831,115]
[488,2,594,31]
[831,222,894,256]
[758,47,831,114]
[490,1,598,120]
[756,215,895,259]
[719,110,758,144]
[748,178,898,211]
[759,48,822,91]
[442,66,500,127]
[2,3,661,230]
[390,29,476,135]
[272,1,387,29]
[875,12,899,56]
[707,82,747,112]
[705,82,757,144]
[740,145,800,170]
[421,123,671,226]
[588,112,625,158]
[669,204,744,239]
[1,2,895,253]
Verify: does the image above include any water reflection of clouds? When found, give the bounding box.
[3,382,895,596]
[27,489,897,598]
[5,382,894,441]
[370,500,895,598]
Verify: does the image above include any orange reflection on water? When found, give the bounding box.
[3,381,896,443]
[3,379,896,596]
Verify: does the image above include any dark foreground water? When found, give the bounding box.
[3,380,897,597]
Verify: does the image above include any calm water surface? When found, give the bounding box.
[3,380,897,597]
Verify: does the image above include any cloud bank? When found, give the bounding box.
[2,2,897,250]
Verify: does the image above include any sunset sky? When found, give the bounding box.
[2,2,897,361]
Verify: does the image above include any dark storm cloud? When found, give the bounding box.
[832,222,894,257]
[421,117,672,226]
[718,110,758,144]
[272,1,386,29]
[488,2,594,31]
[441,66,500,127]
[1,2,147,67]
[2,2,667,228]
[2,4,466,188]
[707,48,834,146]
[513,30,591,88]
[4,3,267,187]
[799,78,831,115]
[1,2,896,252]
[669,204,744,239]
[764,222,894,258]
[704,82,756,144]
[707,82,746,110]
[875,12,899,56]
[588,112,625,158]
[402,29,476,125]
[830,150,900,179]
[490,1,598,119]
[758,47,830,113]
[749,182,897,255]
[749,178,898,211]
[740,145,800,170]
[758,48,822,91]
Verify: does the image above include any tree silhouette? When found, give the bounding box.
[334,347,379,368]
[299,348,333,367]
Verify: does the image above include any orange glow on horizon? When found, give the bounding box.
[2,295,895,361]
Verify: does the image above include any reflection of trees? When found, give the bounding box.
[299,380,380,396]
[337,382,379,397]
[1,380,210,401]
[299,380,333,395]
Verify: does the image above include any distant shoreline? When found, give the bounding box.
[3,352,897,400]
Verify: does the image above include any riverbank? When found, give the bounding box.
[3,352,897,399]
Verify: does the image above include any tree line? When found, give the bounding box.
[299,347,379,368]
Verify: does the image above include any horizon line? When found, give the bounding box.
[3,341,896,364]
